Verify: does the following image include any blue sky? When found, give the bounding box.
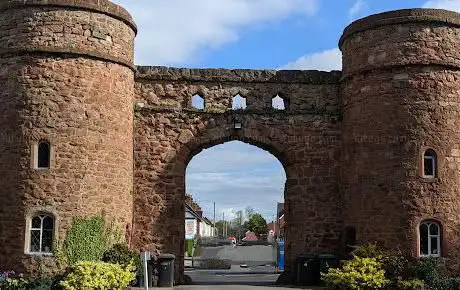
[113,0,460,221]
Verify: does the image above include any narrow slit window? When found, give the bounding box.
[37,141,50,169]
[344,226,357,255]
[232,94,247,110]
[192,94,205,110]
[29,214,54,254]
[423,149,436,178]
[419,220,441,257]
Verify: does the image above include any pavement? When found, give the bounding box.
[178,270,325,290]
[176,285,325,290]
[173,245,325,289]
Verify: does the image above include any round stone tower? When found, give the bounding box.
[0,0,136,273]
[341,9,460,267]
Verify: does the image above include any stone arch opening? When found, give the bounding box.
[184,139,286,282]
[132,69,343,284]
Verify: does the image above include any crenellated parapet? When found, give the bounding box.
[0,0,136,69]
[340,9,460,79]
[135,66,342,115]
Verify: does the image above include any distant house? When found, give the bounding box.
[200,217,213,238]
[242,231,258,241]
[268,205,285,239]
[184,194,214,240]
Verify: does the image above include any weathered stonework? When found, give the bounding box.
[1,1,460,283]
[133,68,342,279]
[0,0,135,275]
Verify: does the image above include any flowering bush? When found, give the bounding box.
[322,256,390,290]
[60,261,136,290]
[0,271,28,290]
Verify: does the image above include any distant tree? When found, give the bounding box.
[245,207,255,219]
[232,210,245,241]
[247,213,268,236]
[215,220,225,238]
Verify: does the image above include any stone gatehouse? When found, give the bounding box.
[1,0,460,281]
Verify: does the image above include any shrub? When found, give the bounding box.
[102,244,141,276]
[416,258,445,283]
[60,261,135,290]
[0,271,28,290]
[56,213,123,265]
[351,243,387,260]
[185,240,194,257]
[27,276,64,290]
[396,279,425,290]
[411,258,460,290]
[321,256,390,290]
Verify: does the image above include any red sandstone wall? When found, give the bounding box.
[133,67,343,281]
[0,0,135,274]
[341,9,460,271]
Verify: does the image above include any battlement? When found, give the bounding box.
[0,0,136,69]
[340,8,460,78]
[0,0,137,31]
[340,8,460,47]
[135,66,342,114]
[136,66,341,84]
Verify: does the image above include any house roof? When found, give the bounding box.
[185,203,202,220]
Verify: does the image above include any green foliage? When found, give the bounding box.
[0,271,28,290]
[0,278,29,290]
[27,276,64,290]
[381,249,412,280]
[246,213,268,236]
[102,244,141,276]
[415,258,445,284]
[396,279,425,290]
[351,243,387,260]
[56,213,123,265]
[59,261,135,290]
[414,258,460,290]
[321,256,390,290]
[185,240,194,257]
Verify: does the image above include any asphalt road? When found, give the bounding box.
[198,245,276,266]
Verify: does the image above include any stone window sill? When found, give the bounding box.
[25,252,53,257]
[419,177,437,183]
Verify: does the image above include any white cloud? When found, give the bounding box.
[349,0,369,20]
[112,0,318,65]
[423,0,460,11]
[279,48,342,71]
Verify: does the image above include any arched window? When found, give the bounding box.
[419,220,441,257]
[423,149,437,178]
[191,94,205,110]
[232,94,247,110]
[29,214,54,253]
[272,94,289,110]
[37,141,50,169]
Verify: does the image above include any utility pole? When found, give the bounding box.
[222,212,225,238]
[213,202,216,237]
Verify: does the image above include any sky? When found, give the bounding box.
[113,0,460,222]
